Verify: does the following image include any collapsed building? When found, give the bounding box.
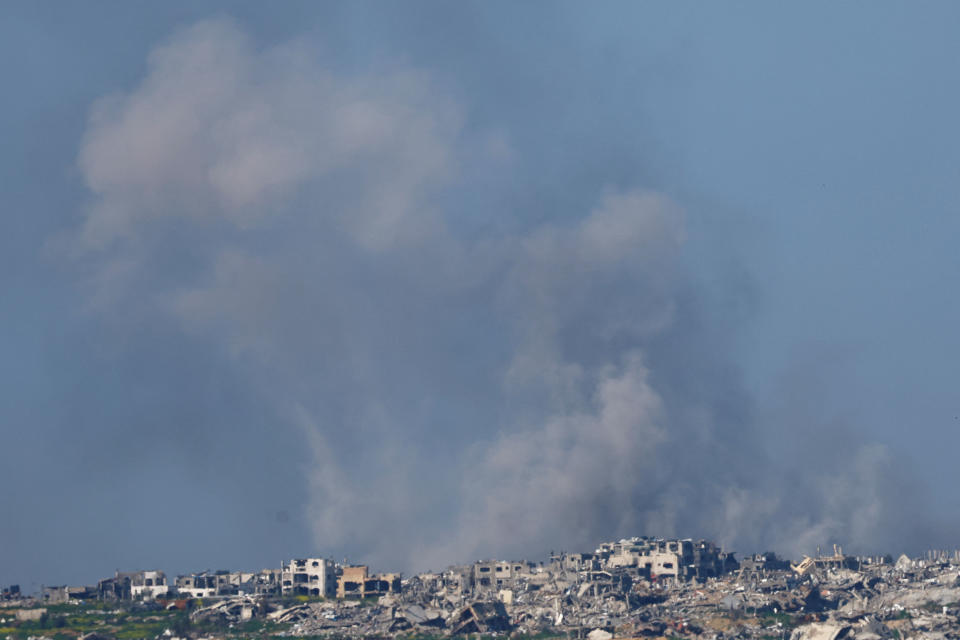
[336,566,401,599]
[176,568,281,597]
[469,560,539,591]
[1,584,21,600]
[179,560,403,600]
[20,536,960,640]
[237,542,960,639]
[595,537,738,581]
[96,570,169,600]
[791,546,893,577]
[130,570,169,599]
[42,585,97,603]
[738,551,792,575]
[176,572,226,598]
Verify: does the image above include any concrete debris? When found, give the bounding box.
[190,596,260,622]
[15,609,47,622]
[258,543,960,637]
[16,539,960,639]
[449,602,512,635]
[790,623,852,640]
[588,628,614,640]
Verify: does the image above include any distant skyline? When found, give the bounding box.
[3,2,960,590]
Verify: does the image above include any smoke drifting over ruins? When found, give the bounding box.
[5,4,960,590]
[61,19,934,573]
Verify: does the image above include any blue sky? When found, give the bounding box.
[3,2,960,589]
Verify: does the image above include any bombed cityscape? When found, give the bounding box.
[6,4,960,640]
[6,538,960,640]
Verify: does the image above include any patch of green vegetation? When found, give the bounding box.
[113,621,169,639]
[0,601,201,640]
[43,604,86,615]
[0,599,395,640]
[759,612,798,630]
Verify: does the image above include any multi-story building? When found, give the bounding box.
[42,585,96,603]
[243,568,282,595]
[550,552,601,573]
[336,565,401,599]
[470,560,537,589]
[175,568,281,598]
[175,572,220,598]
[96,570,169,600]
[130,571,169,600]
[596,537,737,581]
[282,558,336,598]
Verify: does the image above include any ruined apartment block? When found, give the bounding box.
[282,558,336,598]
[177,568,281,597]
[95,570,168,601]
[595,537,736,582]
[336,565,401,599]
[128,571,169,600]
[175,572,219,598]
[42,585,96,604]
[471,560,538,590]
[16,535,739,612]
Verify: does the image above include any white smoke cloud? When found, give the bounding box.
[68,18,928,571]
[433,353,667,564]
[77,18,461,258]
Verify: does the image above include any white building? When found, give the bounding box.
[130,571,168,600]
[282,558,335,598]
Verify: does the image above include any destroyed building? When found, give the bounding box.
[42,585,96,603]
[551,552,602,572]
[245,568,283,595]
[175,571,222,598]
[449,601,512,635]
[282,558,336,597]
[95,570,168,600]
[792,545,860,576]
[96,571,134,600]
[336,565,401,599]
[29,534,960,640]
[595,537,737,581]
[130,570,169,599]
[739,551,792,575]
[177,568,281,597]
[470,560,538,590]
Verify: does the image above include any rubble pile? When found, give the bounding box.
[11,541,960,640]
[245,548,960,639]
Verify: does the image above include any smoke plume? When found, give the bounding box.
[67,18,930,572]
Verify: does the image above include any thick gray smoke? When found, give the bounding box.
[68,19,930,572]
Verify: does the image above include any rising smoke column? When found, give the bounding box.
[67,18,929,571]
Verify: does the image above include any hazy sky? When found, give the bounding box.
[3,2,960,591]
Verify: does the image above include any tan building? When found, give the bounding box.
[336,565,401,599]
[597,537,696,581]
[471,560,537,589]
